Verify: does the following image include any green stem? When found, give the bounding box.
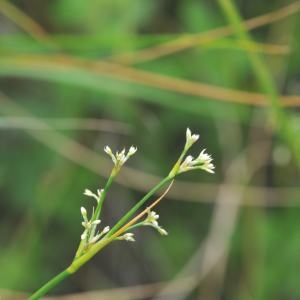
[70,174,174,273]
[125,222,145,231]
[93,171,115,221]
[28,269,71,300]
[169,145,189,177]
[107,176,172,238]
[75,171,115,258]
[68,236,115,273]
[29,153,180,298]
[69,174,175,272]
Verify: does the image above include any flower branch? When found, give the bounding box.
[29,128,215,300]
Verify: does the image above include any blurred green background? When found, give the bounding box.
[1,0,300,299]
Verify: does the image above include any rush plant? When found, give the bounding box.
[29,128,215,299]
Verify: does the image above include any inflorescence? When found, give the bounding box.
[78,128,214,251]
[29,128,216,300]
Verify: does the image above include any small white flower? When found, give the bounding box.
[82,221,91,229]
[179,155,196,172]
[81,230,87,240]
[83,188,99,202]
[104,145,113,156]
[80,207,88,221]
[123,233,135,242]
[157,226,168,236]
[118,233,135,242]
[185,128,199,149]
[183,155,195,166]
[144,210,159,227]
[196,149,212,163]
[128,146,137,156]
[88,225,110,244]
[179,149,215,174]
[102,226,110,234]
[115,148,126,164]
[104,145,137,169]
[81,206,87,215]
[104,145,117,164]
[143,210,168,236]
[201,162,215,174]
[83,189,94,197]
[92,219,101,225]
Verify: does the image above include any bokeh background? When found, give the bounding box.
[1,0,300,299]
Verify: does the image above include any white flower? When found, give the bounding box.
[196,149,212,163]
[82,219,101,230]
[81,230,87,240]
[157,227,168,236]
[81,221,90,229]
[143,210,168,236]
[180,155,196,171]
[201,162,215,174]
[102,226,110,234]
[123,233,135,242]
[81,218,108,244]
[104,145,137,168]
[80,206,90,232]
[92,219,101,225]
[83,188,100,202]
[118,233,135,242]
[144,210,159,227]
[79,204,109,245]
[196,149,215,173]
[81,206,88,220]
[128,146,137,156]
[104,146,116,163]
[88,225,110,244]
[83,189,94,197]
[179,150,215,174]
[178,155,198,172]
[185,128,199,149]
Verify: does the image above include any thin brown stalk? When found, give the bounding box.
[0,0,56,48]
[205,40,290,55]
[2,54,300,107]
[110,2,300,64]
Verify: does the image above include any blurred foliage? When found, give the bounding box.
[0,0,300,299]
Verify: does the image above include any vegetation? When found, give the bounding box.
[0,1,300,299]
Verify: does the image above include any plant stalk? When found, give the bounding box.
[106,175,172,237]
[28,269,71,300]
[29,175,173,298]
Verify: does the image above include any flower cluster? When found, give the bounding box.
[116,210,167,243]
[83,188,103,203]
[143,210,168,235]
[104,145,137,171]
[80,205,110,246]
[179,148,215,174]
[185,127,200,149]
[179,128,215,175]
[77,146,138,249]
[28,127,217,300]
[117,233,135,242]
[78,129,213,249]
